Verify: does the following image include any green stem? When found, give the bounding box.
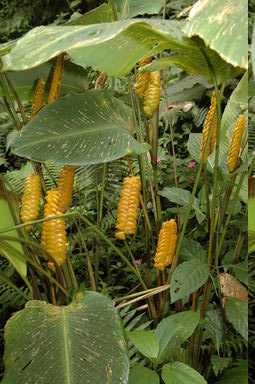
[73,217,96,291]
[0,74,21,130]
[0,239,70,298]
[78,213,147,289]
[215,170,247,265]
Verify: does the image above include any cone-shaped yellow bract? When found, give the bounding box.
[135,57,152,97]
[41,190,67,271]
[199,92,217,162]
[30,78,45,119]
[154,219,177,270]
[115,176,141,241]
[20,173,41,232]
[48,53,64,104]
[143,71,161,115]
[227,114,246,172]
[57,166,76,212]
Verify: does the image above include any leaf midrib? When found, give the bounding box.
[62,308,72,384]
[14,123,131,149]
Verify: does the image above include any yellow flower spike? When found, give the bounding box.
[199,92,217,162]
[45,213,67,271]
[48,53,65,104]
[227,114,246,173]
[41,190,67,269]
[57,166,76,212]
[143,71,161,115]
[135,57,152,97]
[30,78,45,119]
[20,173,41,232]
[154,219,177,271]
[115,176,141,240]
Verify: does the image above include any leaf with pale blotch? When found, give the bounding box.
[0,18,243,84]
[12,90,148,165]
[3,291,129,384]
[184,0,248,70]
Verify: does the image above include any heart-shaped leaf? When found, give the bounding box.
[3,291,129,384]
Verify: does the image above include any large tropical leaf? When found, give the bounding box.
[2,291,129,384]
[0,19,242,83]
[11,90,148,165]
[128,366,159,384]
[215,360,248,384]
[184,0,248,70]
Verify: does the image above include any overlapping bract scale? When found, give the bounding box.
[20,173,41,232]
[143,71,161,115]
[199,92,217,162]
[135,57,152,97]
[47,53,64,104]
[115,176,141,241]
[30,78,45,119]
[154,219,177,270]
[57,166,76,212]
[41,190,67,270]
[227,114,246,172]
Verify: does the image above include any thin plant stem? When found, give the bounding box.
[203,164,211,233]
[0,239,70,297]
[73,217,96,291]
[0,74,21,130]
[4,72,27,124]
[162,72,180,231]
[65,253,79,290]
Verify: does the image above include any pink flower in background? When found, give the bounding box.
[188,161,197,168]
[148,153,162,163]
[135,259,142,265]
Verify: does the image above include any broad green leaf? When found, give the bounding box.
[128,366,160,384]
[155,311,200,361]
[0,184,26,278]
[180,238,207,263]
[226,297,248,341]
[0,20,189,74]
[159,187,205,224]
[127,331,159,360]
[0,19,242,84]
[183,0,248,70]
[66,4,114,25]
[232,261,248,286]
[170,260,209,303]
[12,90,148,165]
[3,291,129,384]
[116,0,165,19]
[216,360,248,384]
[0,61,89,101]
[204,309,224,353]
[144,51,243,84]
[161,362,207,384]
